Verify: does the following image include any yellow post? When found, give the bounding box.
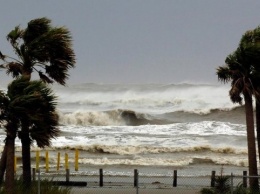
[45,151,49,173]
[57,152,60,171]
[65,153,69,170]
[36,150,40,171]
[75,149,79,171]
[14,156,17,173]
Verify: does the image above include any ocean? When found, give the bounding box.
[0,83,251,177]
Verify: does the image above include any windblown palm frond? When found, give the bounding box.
[7,77,59,147]
[0,91,10,126]
[229,78,244,104]
[6,26,23,47]
[0,17,76,85]
[30,112,59,147]
[38,71,53,84]
[23,17,51,44]
[0,51,6,61]
[27,26,76,85]
[239,26,260,101]
[216,66,231,83]
[6,62,22,78]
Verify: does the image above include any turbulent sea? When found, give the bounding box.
[0,83,252,176]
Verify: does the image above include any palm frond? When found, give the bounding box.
[45,62,70,85]
[6,62,22,78]
[27,26,75,64]
[30,112,59,147]
[0,51,6,61]
[23,17,51,44]
[229,78,244,104]
[38,71,53,84]
[25,24,76,84]
[6,26,23,46]
[4,17,76,86]
[0,91,9,124]
[6,77,60,147]
[216,66,231,83]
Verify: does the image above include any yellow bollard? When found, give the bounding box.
[57,152,60,171]
[65,153,69,170]
[36,150,40,171]
[14,156,17,173]
[75,149,79,171]
[45,151,49,172]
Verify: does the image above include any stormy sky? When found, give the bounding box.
[1,0,260,85]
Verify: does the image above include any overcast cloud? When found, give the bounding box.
[1,0,260,85]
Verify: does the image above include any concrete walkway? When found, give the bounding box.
[70,187,201,194]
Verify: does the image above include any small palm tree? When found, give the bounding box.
[217,46,259,190]
[0,17,75,185]
[0,77,59,193]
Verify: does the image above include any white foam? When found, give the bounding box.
[79,157,192,167]
[58,111,125,126]
[51,121,247,149]
[54,83,236,115]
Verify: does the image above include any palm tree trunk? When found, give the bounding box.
[21,125,31,186]
[5,126,16,194]
[244,92,259,191]
[255,101,260,164]
[0,143,7,185]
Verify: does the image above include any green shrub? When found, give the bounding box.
[233,183,249,194]
[214,175,230,193]
[200,187,215,194]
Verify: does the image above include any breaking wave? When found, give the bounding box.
[58,109,171,126]
[46,144,247,155]
[58,106,245,126]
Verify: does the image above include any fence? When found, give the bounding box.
[10,150,260,193]
[21,168,257,194]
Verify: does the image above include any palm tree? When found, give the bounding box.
[238,27,260,169]
[0,77,59,192]
[217,47,259,190]
[0,17,75,184]
[16,78,59,187]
